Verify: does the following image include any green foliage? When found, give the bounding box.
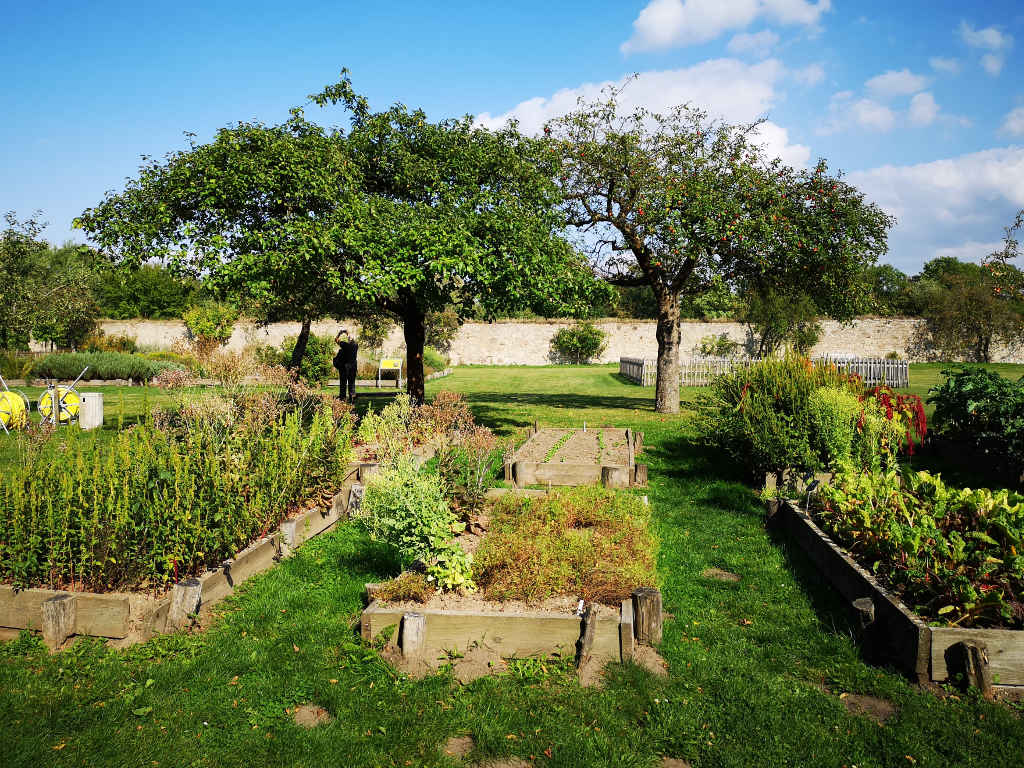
[94,264,200,319]
[281,333,333,385]
[358,456,473,592]
[697,333,741,357]
[928,366,1024,483]
[357,315,393,355]
[422,345,448,373]
[425,307,460,353]
[33,352,181,381]
[813,466,1024,628]
[79,329,138,353]
[0,405,352,590]
[182,302,238,355]
[356,393,416,463]
[741,288,821,357]
[807,387,861,467]
[375,571,432,603]
[550,323,607,364]
[0,350,33,379]
[698,356,865,479]
[473,486,657,604]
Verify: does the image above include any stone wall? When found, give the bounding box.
[86,317,1024,364]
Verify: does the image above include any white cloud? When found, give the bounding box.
[928,56,960,74]
[848,147,1024,270]
[475,59,810,168]
[933,240,1004,263]
[981,53,1006,76]
[727,29,780,58]
[621,0,830,54]
[865,68,928,98]
[793,62,825,85]
[823,92,895,133]
[908,92,939,126]
[1002,107,1024,136]
[959,21,1014,77]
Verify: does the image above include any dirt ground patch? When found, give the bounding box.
[292,703,332,728]
[841,692,897,724]
[633,645,669,676]
[452,645,508,683]
[443,734,475,758]
[477,760,531,768]
[661,759,692,768]
[513,428,630,466]
[703,567,741,582]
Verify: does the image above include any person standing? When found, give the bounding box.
[334,329,358,402]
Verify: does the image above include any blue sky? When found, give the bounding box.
[2,0,1022,273]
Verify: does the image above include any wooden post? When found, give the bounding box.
[950,641,994,699]
[635,432,644,455]
[365,583,382,602]
[41,594,75,650]
[619,599,635,662]
[358,463,378,482]
[503,461,513,483]
[852,597,875,630]
[576,604,596,666]
[632,587,663,646]
[168,578,203,629]
[633,464,648,487]
[601,465,629,488]
[401,612,426,658]
[347,483,364,517]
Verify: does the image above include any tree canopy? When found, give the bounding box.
[544,88,894,412]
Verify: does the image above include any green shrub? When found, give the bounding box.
[422,345,448,373]
[807,387,861,467]
[0,351,33,379]
[358,457,473,592]
[281,334,334,385]
[473,487,657,604]
[928,367,1024,483]
[357,393,415,461]
[183,302,238,355]
[697,333,741,357]
[425,307,460,353]
[33,352,181,381]
[79,330,138,353]
[357,315,394,355]
[550,323,607,364]
[0,406,353,590]
[697,356,864,481]
[813,467,1024,628]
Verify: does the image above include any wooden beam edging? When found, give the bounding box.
[779,499,1024,689]
[776,500,932,682]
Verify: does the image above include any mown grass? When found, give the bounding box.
[1,366,1022,766]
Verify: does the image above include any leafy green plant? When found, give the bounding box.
[422,345,448,374]
[79,330,138,353]
[544,431,573,462]
[281,333,333,385]
[183,302,238,357]
[812,466,1024,628]
[807,387,861,467]
[550,323,607,364]
[358,457,473,592]
[473,487,657,604]
[0,405,353,591]
[33,351,181,381]
[928,366,1024,484]
[697,333,741,357]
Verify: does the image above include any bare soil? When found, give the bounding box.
[443,735,475,758]
[702,567,742,583]
[840,692,897,724]
[292,703,333,728]
[513,428,630,466]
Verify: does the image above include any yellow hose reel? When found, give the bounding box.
[38,386,81,424]
[0,390,29,431]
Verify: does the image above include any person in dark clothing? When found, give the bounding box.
[333,329,358,402]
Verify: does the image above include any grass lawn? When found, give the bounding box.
[2,366,1022,767]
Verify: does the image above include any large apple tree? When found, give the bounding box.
[544,93,894,412]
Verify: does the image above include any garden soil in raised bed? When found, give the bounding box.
[513,428,630,466]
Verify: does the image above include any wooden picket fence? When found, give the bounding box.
[619,356,909,388]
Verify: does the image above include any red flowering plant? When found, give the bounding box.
[859,386,927,456]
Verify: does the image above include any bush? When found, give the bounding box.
[812,467,1024,628]
[358,457,473,592]
[550,323,607,364]
[0,351,33,379]
[807,387,861,467]
[281,333,334,385]
[473,487,657,604]
[0,405,353,590]
[183,302,238,357]
[697,333,741,357]
[79,330,138,353]
[425,308,460,353]
[422,345,448,373]
[33,352,181,381]
[742,289,821,357]
[928,367,1024,483]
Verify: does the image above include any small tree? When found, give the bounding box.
[550,323,608,364]
[183,302,239,358]
[741,288,822,358]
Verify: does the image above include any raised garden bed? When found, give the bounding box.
[774,499,1024,695]
[507,426,646,488]
[360,487,661,674]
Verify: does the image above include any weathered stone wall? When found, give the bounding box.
[85,317,1024,364]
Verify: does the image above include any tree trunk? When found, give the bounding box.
[288,318,312,371]
[403,305,427,403]
[654,295,681,414]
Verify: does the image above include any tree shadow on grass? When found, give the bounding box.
[332,537,402,581]
[460,390,658,431]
